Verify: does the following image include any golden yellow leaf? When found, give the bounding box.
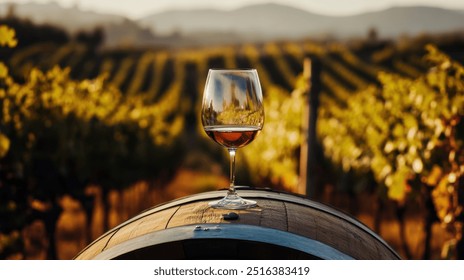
[0,133,10,158]
[0,25,18,48]
[0,62,8,78]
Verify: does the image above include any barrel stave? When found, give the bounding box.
[74,190,401,260]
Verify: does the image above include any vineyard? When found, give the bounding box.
[1,19,464,260]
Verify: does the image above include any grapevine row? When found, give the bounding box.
[4,36,457,194]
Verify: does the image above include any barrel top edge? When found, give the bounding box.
[74,189,401,260]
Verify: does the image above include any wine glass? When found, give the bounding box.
[201,69,264,209]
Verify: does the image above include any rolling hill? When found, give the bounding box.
[1,2,464,46]
[139,3,464,40]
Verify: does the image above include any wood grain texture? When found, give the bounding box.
[74,190,400,260]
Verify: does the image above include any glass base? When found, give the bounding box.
[209,193,257,209]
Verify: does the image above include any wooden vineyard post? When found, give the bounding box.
[298,57,321,198]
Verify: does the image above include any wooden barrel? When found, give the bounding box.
[74,189,401,260]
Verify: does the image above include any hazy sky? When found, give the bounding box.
[2,0,464,19]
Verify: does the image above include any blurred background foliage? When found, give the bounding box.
[0,11,463,259]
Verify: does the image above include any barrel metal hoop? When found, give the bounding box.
[130,190,399,258]
[77,189,400,260]
[93,223,354,260]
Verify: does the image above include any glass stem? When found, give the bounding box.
[228,148,237,195]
